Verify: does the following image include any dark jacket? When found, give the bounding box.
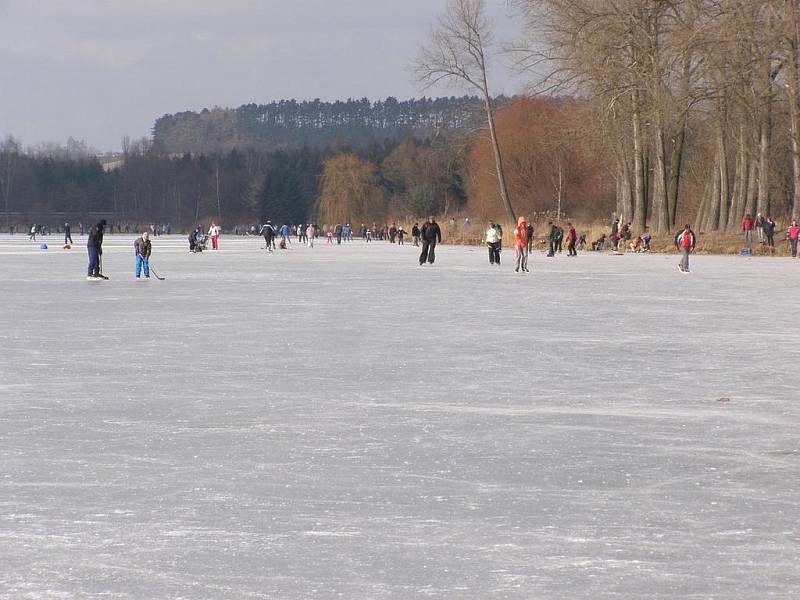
[411,225,420,237]
[134,237,152,258]
[548,224,560,241]
[87,221,105,249]
[421,221,442,243]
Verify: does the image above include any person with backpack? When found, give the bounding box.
[134,231,152,279]
[514,216,530,273]
[675,224,696,273]
[484,221,501,266]
[788,220,800,257]
[419,216,442,265]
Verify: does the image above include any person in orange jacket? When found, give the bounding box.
[514,216,530,273]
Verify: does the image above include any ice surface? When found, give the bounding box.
[1,234,799,599]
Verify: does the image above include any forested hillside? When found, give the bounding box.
[153,96,501,154]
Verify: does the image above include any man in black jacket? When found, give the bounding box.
[419,216,442,265]
[87,219,107,279]
[134,231,152,279]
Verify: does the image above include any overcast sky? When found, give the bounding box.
[0,0,522,151]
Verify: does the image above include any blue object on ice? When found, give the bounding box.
[739,248,751,257]
[39,243,48,250]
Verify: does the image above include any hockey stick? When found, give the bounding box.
[149,265,165,281]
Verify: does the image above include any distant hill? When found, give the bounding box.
[152,96,509,154]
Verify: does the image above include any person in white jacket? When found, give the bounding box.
[208,222,221,250]
[485,221,501,266]
[306,224,316,247]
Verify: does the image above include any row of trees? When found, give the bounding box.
[508,0,800,232]
[152,96,502,154]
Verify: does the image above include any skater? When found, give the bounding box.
[419,216,442,265]
[334,223,343,244]
[788,220,800,257]
[397,226,406,245]
[64,222,73,245]
[29,224,37,241]
[134,231,151,279]
[259,221,276,252]
[279,223,290,246]
[208,222,221,250]
[755,213,765,242]
[485,221,501,265]
[411,223,421,247]
[577,234,587,251]
[546,221,559,257]
[514,216,530,272]
[306,224,316,247]
[741,213,754,243]
[675,224,696,273]
[565,222,577,256]
[87,219,107,279]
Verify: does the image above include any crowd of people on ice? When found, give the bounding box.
[10,211,799,279]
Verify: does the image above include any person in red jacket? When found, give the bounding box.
[565,222,577,256]
[788,220,800,257]
[741,213,754,243]
[675,224,696,273]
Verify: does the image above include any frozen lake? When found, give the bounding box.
[1,234,799,599]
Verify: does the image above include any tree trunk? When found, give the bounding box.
[756,109,771,217]
[745,154,758,218]
[716,121,729,231]
[787,1,800,220]
[632,88,647,232]
[483,93,515,223]
[652,122,669,232]
[667,55,691,229]
[727,124,748,230]
[706,152,721,230]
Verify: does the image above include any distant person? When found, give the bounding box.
[639,227,652,252]
[279,223,290,245]
[525,222,534,253]
[397,226,406,245]
[495,222,503,252]
[577,234,587,251]
[546,221,558,257]
[306,224,316,247]
[565,222,577,256]
[788,220,800,257]
[64,222,73,245]
[592,234,607,251]
[514,217,530,273]
[675,224,696,273]
[610,218,620,252]
[334,223,343,244]
[741,213,754,243]
[754,213,765,242]
[29,224,36,241]
[484,220,501,266]
[259,221,276,252]
[763,217,776,251]
[87,219,107,279]
[208,222,221,250]
[411,223,420,247]
[134,231,152,279]
[419,216,442,265]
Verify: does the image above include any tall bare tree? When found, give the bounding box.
[415,0,516,223]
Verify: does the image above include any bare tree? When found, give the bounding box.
[415,0,516,223]
[0,136,21,230]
